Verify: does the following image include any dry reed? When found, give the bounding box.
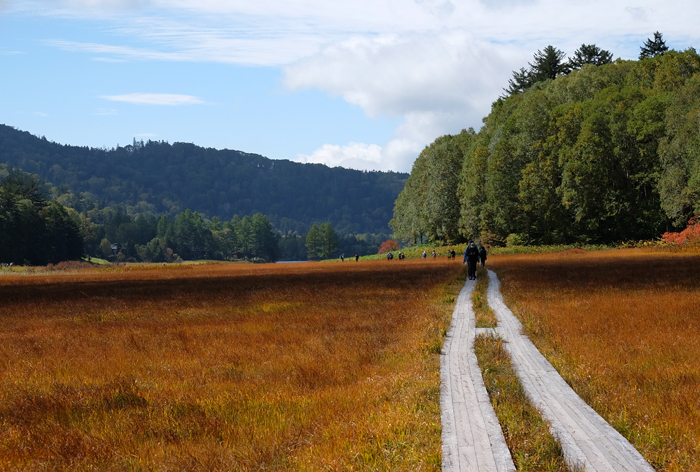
[490,248,700,471]
[0,259,463,470]
[473,265,497,328]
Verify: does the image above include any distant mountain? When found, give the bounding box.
[0,125,407,234]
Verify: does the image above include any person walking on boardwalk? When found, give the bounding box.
[422,250,427,259]
[355,253,359,261]
[463,241,479,280]
[479,245,487,267]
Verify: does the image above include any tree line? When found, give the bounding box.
[504,33,667,95]
[90,209,387,263]
[0,172,84,265]
[0,127,407,235]
[392,34,700,246]
[0,167,388,264]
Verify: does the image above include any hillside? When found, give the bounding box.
[0,125,407,235]
[392,48,700,245]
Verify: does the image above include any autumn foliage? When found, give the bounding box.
[662,216,700,245]
[0,260,462,470]
[490,249,700,471]
[377,239,400,254]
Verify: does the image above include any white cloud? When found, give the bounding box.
[9,0,700,172]
[286,30,523,171]
[33,111,49,117]
[279,1,700,171]
[101,93,203,105]
[296,136,426,173]
[296,142,384,169]
[49,40,191,62]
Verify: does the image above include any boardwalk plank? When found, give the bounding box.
[441,279,516,472]
[486,270,655,472]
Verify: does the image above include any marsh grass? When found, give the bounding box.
[474,334,571,472]
[0,260,462,470]
[490,248,700,471]
[473,265,497,328]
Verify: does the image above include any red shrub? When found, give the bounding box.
[662,216,700,245]
[377,240,400,254]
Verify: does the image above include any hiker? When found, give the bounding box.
[479,246,487,267]
[432,250,436,259]
[340,253,345,262]
[463,241,479,280]
[386,252,394,260]
[451,249,456,260]
[355,253,359,262]
[422,250,427,259]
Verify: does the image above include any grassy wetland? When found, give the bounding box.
[489,248,700,471]
[0,260,464,471]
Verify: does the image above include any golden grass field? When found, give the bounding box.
[489,248,700,472]
[0,260,464,471]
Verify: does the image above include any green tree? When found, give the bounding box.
[251,213,279,262]
[423,131,473,242]
[156,215,173,240]
[505,67,532,95]
[173,209,210,259]
[319,222,339,259]
[41,201,84,263]
[639,31,668,60]
[403,49,700,245]
[568,44,613,70]
[237,215,255,258]
[529,45,569,81]
[0,171,81,264]
[390,148,430,244]
[658,65,700,224]
[99,238,113,259]
[209,216,222,231]
[73,211,98,254]
[504,46,568,96]
[305,224,322,260]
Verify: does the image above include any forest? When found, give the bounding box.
[0,125,407,236]
[392,37,700,246]
[0,166,390,265]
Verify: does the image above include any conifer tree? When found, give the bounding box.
[568,44,613,70]
[504,46,567,95]
[639,31,669,59]
[529,45,569,81]
[505,67,532,95]
[319,222,339,259]
[305,224,322,260]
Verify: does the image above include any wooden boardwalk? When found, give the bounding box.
[440,280,516,472]
[486,270,655,472]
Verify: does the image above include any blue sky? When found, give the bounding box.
[2,1,700,172]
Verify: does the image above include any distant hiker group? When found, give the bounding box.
[359,243,487,266]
